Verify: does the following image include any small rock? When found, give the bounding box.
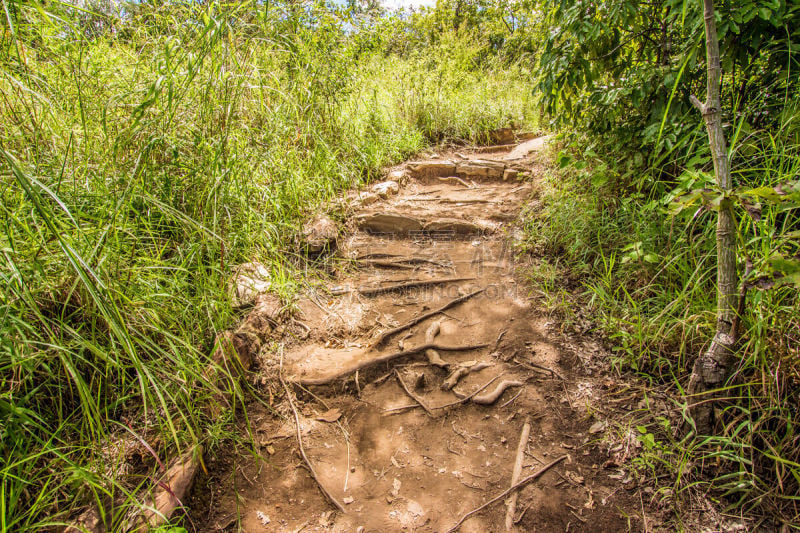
[503,168,518,181]
[343,496,355,505]
[302,215,337,254]
[407,500,424,516]
[229,263,272,307]
[372,180,400,198]
[356,527,365,533]
[390,477,401,500]
[256,510,270,526]
[359,192,380,206]
[589,421,606,434]
[387,169,409,184]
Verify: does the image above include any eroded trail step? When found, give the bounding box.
[188,137,641,532]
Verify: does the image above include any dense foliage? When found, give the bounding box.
[531,0,800,524]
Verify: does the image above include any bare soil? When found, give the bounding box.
[186,138,652,532]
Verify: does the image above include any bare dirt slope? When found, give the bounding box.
[187,137,647,532]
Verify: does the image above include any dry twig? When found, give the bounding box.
[444,456,567,533]
[505,417,531,530]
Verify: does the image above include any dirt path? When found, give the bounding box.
[188,138,646,532]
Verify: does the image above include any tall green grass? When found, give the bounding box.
[0,1,536,528]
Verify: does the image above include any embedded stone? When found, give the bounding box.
[503,168,518,181]
[387,169,410,184]
[371,180,400,198]
[490,127,515,144]
[302,215,338,253]
[358,192,380,206]
[230,262,272,307]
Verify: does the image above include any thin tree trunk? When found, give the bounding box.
[687,0,739,433]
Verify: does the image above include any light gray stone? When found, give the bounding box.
[302,215,338,253]
[230,263,272,308]
[371,180,400,198]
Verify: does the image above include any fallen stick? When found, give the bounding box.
[279,348,346,513]
[372,288,485,346]
[513,357,565,381]
[472,380,524,405]
[294,342,489,385]
[394,369,436,417]
[442,362,492,390]
[424,321,449,368]
[358,277,475,297]
[505,417,532,530]
[444,456,567,533]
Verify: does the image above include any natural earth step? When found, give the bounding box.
[356,212,423,234]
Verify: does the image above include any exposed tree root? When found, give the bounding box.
[372,288,485,346]
[383,373,504,413]
[127,446,203,532]
[359,257,451,270]
[442,362,492,390]
[424,321,449,368]
[394,369,436,418]
[471,380,524,405]
[362,260,415,270]
[358,277,475,296]
[279,348,346,513]
[294,342,489,385]
[444,456,567,533]
[513,357,564,381]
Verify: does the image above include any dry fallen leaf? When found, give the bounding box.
[315,408,342,423]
